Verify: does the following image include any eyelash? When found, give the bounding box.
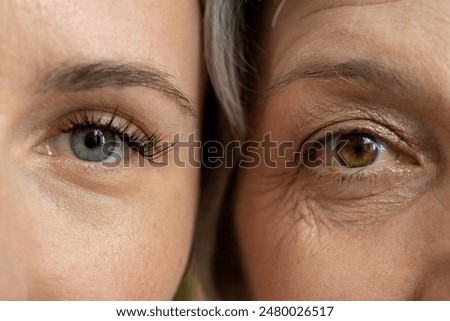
[295,124,414,184]
[332,169,381,186]
[56,110,172,163]
[298,129,380,164]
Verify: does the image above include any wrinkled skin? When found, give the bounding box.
[235,0,450,300]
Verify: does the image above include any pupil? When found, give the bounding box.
[352,142,364,154]
[337,134,379,168]
[84,130,104,149]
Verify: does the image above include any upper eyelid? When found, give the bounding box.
[272,83,435,159]
[296,120,421,167]
[45,110,171,164]
[292,99,424,146]
[54,109,152,139]
[298,120,398,149]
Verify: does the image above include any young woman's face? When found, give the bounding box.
[235,0,450,299]
[0,0,203,299]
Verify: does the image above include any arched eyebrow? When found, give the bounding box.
[36,61,195,116]
[267,59,422,100]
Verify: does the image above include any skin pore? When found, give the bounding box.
[235,0,450,299]
[0,0,203,299]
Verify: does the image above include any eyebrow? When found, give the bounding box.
[36,61,195,116]
[268,59,421,99]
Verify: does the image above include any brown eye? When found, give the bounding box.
[336,134,382,168]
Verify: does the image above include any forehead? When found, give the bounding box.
[0,0,201,91]
[263,0,450,85]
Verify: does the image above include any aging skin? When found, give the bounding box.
[0,0,203,299]
[235,0,450,299]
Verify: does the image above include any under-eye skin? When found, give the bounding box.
[40,110,172,166]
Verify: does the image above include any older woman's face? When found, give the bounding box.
[0,0,202,299]
[235,0,450,299]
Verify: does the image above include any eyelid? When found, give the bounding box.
[37,109,170,165]
[55,109,142,137]
[282,92,438,164]
[43,131,128,165]
[298,119,421,168]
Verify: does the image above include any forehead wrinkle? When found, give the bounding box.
[264,1,410,84]
[262,2,450,111]
[278,0,403,23]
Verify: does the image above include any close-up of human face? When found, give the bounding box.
[0,0,203,299]
[235,0,450,299]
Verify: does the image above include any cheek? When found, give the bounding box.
[3,166,197,300]
[235,168,446,300]
[26,225,184,300]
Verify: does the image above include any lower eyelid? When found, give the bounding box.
[28,150,146,198]
[39,131,130,165]
[307,159,418,187]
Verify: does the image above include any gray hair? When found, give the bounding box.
[204,0,247,139]
[193,0,262,300]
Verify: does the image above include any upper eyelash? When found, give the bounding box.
[296,128,385,168]
[57,110,173,163]
[290,128,388,185]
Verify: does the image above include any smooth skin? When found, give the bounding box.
[0,0,203,299]
[235,0,450,300]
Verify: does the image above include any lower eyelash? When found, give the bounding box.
[333,170,379,186]
[57,110,172,163]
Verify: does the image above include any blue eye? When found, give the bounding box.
[69,127,121,162]
[39,110,169,166]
